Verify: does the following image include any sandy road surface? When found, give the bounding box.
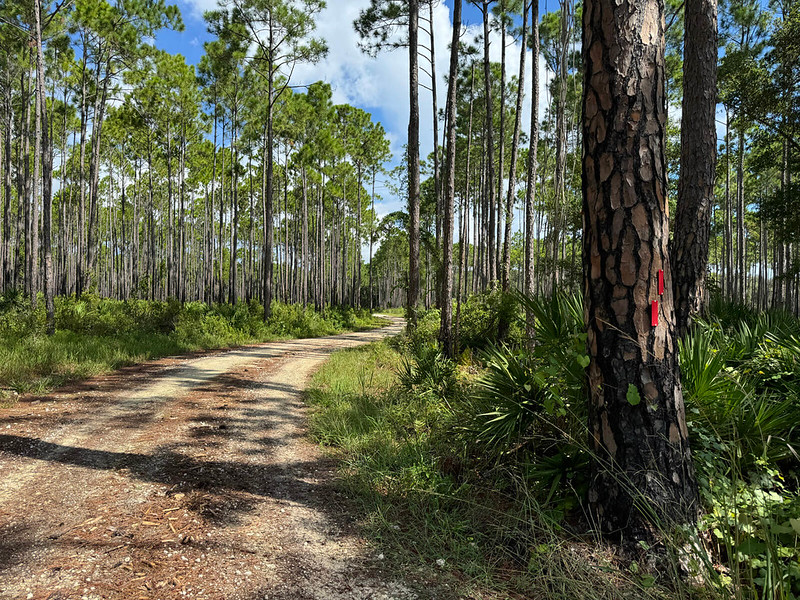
[0,316,438,600]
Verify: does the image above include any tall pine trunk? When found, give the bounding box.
[482,1,497,285]
[582,0,698,538]
[502,2,529,290]
[407,0,421,325]
[525,0,540,344]
[671,0,718,336]
[438,0,461,357]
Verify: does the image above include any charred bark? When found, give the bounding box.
[582,0,698,539]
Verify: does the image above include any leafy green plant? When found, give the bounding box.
[458,288,524,350]
[398,342,458,402]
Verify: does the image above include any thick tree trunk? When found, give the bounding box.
[438,0,461,357]
[671,0,718,336]
[582,0,698,538]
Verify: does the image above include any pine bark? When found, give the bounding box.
[502,1,528,290]
[2,83,11,290]
[439,0,461,357]
[736,129,745,303]
[582,0,698,538]
[263,29,275,320]
[552,0,569,291]
[407,0,421,325]
[482,1,497,285]
[524,0,540,342]
[35,0,54,333]
[671,0,718,336]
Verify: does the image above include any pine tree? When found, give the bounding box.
[582,0,698,538]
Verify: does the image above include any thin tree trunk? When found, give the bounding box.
[263,26,276,320]
[724,109,733,299]
[502,2,528,290]
[2,82,12,290]
[552,0,569,293]
[439,0,461,357]
[482,1,497,285]
[525,0,540,344]
[369,167,375,310]
[86,59,110,293]
[736,129,745,303]
[408,0,421,324]
[33,0,56,326]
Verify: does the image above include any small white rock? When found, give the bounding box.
[436,558,446,567]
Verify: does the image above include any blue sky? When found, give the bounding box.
[153,0,557,217]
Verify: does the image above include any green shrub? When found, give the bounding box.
[398,342,458,402]
[308,293,800,600]
[458,288,524,350]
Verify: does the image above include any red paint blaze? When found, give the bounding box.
[651,300,659,326]
[658,269,664,295]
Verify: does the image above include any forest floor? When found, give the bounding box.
[0,316,449,600]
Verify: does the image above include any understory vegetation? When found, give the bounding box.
[0,291,384,396]
[307,291,800,600]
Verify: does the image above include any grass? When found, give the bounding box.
[306,340,665,599]
[0,292,387,395]
[307,293,800,600]
[0,330,186,393]
[376,307,405,317]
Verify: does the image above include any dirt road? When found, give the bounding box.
[0,317,431,600]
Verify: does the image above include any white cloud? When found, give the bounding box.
[182,0,219,19]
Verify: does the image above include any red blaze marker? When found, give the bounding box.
[658,269,664,295]
[651,300,659,326]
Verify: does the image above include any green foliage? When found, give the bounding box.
[0,296,385,394]
[467,293,590,514]
[398,343,458,402]
[679,300,800,598]
[310,292,800,599]
[458,288,525,350]
[307,338,655,599]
